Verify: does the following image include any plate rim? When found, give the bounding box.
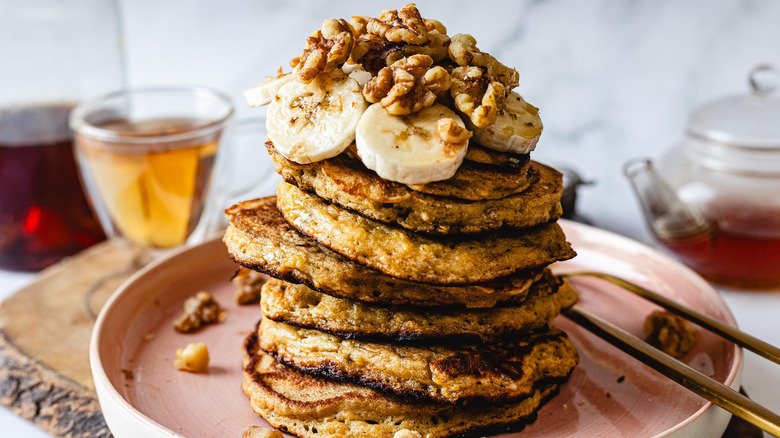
[557,220,743,437]
[89,240,214,438]
[89,219,743,438]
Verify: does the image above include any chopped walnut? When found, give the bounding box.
[408,30,450,62]
[363,54,450,115]
[233,267,266,305]
[436,118,472,157]
[393,430,423,438]
[424,18,446,34]
[350,7,449,74]
[349,16,371,37]
[173,291,226,333]
[450,66,505,127]
[368,4,428,45]
[449,33,519,89]
[243,426,283,438]
[295,18,355,83]
[644,310,697,358]
[350,34,405,74]
[174,342,209,373]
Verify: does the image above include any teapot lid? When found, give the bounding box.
[687,64,780,149]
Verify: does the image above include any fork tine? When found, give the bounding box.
[560,271,780,365]
[563,305,780,437]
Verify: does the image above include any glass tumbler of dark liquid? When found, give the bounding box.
[0,0,125,271]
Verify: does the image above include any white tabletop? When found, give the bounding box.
[3,0,780,436]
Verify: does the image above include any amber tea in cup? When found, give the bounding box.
[71,87,233,248]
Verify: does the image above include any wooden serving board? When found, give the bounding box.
[0,239,763,438]
[0,239,146,438]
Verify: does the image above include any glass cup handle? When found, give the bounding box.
[202,117,280,235]
[227,117,279,201]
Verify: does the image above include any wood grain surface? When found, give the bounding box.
[0,239,145,438]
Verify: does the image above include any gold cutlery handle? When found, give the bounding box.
[563,305,780,437]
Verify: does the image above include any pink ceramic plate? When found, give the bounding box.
[90,220,742,438]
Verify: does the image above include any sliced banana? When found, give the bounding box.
[267,69,367,164]
[470,91,543,154]
[356,103,471,185]
[243,73,295,107]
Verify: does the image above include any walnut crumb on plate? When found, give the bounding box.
[644,310,697,358]
[242,425,283,438]
[174,342,210,373]
[173,291,226,332]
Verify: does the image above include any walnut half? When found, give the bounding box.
[450,66,505,128]
[436,118,472,157]
[367,3,428,45]
[173,291,226,333]
[644,310,697,358]
[449,33,519,90]
[295,18,354,83]
[363,54,450,115]
[233,267,266,304]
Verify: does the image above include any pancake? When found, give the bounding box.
[407,144,533,199]
[269,144,563,235]
[224,197,544,308]
[243,332,560,438]
[463,143,530,168]
[276,181,576,285]
[269,142,536,202]
[260,272,578,343]
[258,318,579,406]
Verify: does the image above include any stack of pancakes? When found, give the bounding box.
[224,139,580,437]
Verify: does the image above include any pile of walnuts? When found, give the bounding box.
[290,3,520,128]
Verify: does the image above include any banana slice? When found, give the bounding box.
[356,103,471,185]
[471,91,543,154]
[267,69,367,164]
[243,73,295,107]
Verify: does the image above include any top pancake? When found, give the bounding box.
[462,143,531,168]
[268,143,563,235]
[280,142,537,202]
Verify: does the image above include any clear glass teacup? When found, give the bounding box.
[71,86,275,255]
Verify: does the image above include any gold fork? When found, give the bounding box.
[559,272,780,437]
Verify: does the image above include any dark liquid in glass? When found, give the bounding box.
[655,205,780,289]
[0,105,105,271]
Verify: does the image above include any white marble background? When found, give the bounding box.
[118,0,780,240]
[3,0,780,436]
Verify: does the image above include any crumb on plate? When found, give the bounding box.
[243,425,284,438]
[174,342,210,373]
[174,291,226,332]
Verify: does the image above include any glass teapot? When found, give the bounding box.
[625,65,780,289]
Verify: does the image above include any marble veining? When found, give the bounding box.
[118,0,780,242]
